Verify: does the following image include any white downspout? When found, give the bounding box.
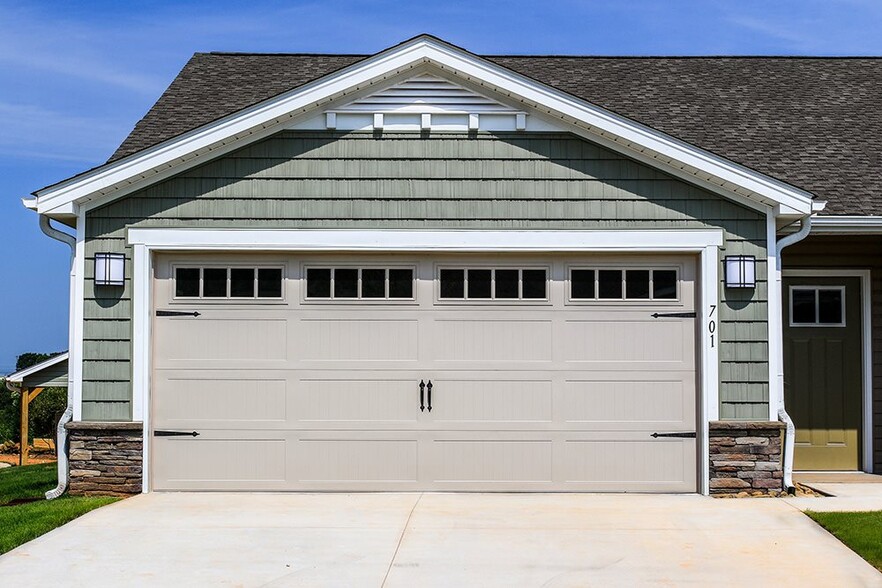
[775,215,813,493]
[38,214,76,500]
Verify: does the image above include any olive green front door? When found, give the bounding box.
[783,275,862,471]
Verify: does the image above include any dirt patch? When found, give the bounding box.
[0,497,43,507]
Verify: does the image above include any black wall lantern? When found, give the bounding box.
[724,255,756,289]
[94,252,125,287]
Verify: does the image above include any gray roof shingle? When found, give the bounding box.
[109,52,882,216]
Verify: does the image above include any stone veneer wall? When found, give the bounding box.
[67,421,143,496]
[709,421,785,495]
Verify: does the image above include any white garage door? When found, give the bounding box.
[151,253,698,492]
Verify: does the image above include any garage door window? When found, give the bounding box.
[570,268,678,301]
[438,268,548,301]
[305,267,415,300]
[174,267,284,299]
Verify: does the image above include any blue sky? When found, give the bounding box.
[1,0,881,372]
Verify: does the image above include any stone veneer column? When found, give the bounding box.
[708,421,785,495]
[66,421,143,496]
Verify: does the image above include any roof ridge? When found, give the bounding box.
[198,51,882,59]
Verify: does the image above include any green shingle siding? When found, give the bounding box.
[83,131,769,421]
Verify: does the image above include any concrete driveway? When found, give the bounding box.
[1,493,880,587]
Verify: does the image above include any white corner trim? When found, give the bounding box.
[71,211,86,422]
[5,352,69,383]
[131,243,152,492]
[700,245,720,495]
[127,228,725,251]
[33,35,814,217]
[766,213,782,421]
[782,268,873,474]
[809,215,882,233]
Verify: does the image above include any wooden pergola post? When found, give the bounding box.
[19,386,44,466]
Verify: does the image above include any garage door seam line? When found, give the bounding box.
[381,492,423,587]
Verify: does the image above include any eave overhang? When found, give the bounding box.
[29,35,816,220]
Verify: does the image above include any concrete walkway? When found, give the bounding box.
[788,473,882,512]
[1,493,880,587]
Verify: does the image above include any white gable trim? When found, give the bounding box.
[32,35,814,218]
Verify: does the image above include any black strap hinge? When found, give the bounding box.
[651,431,696,439]
[154,430,200,437]
[651,312,697,319]
[156,310,201,317]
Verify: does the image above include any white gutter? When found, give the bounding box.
[38,215,76,500]
[775,214,813,492]
[808,215,882,234]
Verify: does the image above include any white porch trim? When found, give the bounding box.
[782,268,874,474]
[128,227,723,495]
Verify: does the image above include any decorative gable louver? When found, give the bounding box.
[323,74,528,132]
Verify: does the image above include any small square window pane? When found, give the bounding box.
[334,269,358,298]
[522,270,547,299]
[362,269,386,298]
[571,269,595,299]
[495,269,519,299]
[653,270,677,300]
[625,270,650,299]
[791,289,816,324]
[306,268,331,298]
[598,270,623,299]
[440,269,464,299]
[203,268,227,297]
[175,268,200,297]
[818,289,843,324]
[389,269,414,299]
[468,269,492,299]
[230,268,255,298]
[257,268,282,298]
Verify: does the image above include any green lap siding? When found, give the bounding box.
[83,131,769,421]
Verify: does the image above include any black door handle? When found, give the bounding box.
[419,380,425,412]
[427,380,433,412]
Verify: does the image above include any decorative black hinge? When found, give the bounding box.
[650,312,697,319]
[154,430,200,437]
[650,431,697,439]
[156,310,201,317]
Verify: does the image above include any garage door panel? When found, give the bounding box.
[294,436,419,484]
[428,379,554,424]
[152,435,288,491]
[432,319,553,362]
[431,439,554,484]
[562,377,694,428]
[153,377,287,426]
[562,438,696,492]
[154,317,287,365]
[293,377,421,425]
[298,318,419,361]
[563,319,693,369]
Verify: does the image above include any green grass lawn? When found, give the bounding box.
[0,463,118,555]
[807,510,882,571]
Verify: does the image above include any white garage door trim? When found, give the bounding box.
[129,228,722,495]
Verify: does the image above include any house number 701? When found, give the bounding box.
[708,304,717,348]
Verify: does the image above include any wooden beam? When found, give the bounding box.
[18,387,43,467]
[20,387,29,466]
[28,387,44,403]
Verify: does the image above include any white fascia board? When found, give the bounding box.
[809,215,882,233]
[34,35,813,217]
[5,352,69,384]
[21,197,37,210]
[127,228,724,251]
